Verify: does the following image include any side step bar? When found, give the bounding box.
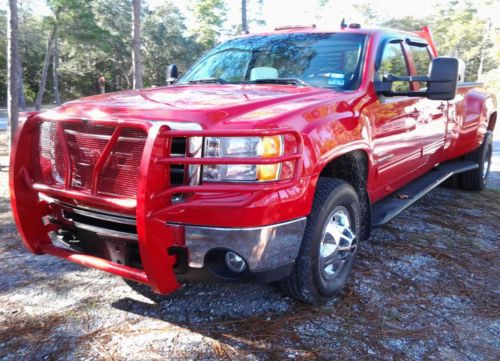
[372,160,479,227]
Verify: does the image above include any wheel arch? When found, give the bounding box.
[317,149,372,240]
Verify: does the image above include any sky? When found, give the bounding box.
[149,0,439,32]
[2,0,498,34]
[2,0,440,32]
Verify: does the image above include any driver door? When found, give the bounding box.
[365,40,424,198]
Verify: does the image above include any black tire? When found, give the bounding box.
[279,178,361,304]
[460,132,493,191]
[440,173,461,189]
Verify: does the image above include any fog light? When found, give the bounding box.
[225,251,247,273]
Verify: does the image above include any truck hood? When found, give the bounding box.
[48,84,342,128]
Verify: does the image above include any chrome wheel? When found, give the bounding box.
[483,144,492,180]
[319,206,357,280]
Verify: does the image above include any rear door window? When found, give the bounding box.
[409,44,432,89]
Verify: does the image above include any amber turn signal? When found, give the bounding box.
[257,135,282,181]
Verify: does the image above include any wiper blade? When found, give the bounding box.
[249,78,311,86]
[187,78,228,84]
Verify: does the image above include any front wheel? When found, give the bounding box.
[279,178,361,304]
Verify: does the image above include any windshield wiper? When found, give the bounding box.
[248,78,312,87]
[187,77,228,84]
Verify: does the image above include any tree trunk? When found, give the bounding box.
[7,0,20,149]
[35,24,56,111]
[242,0,248,33]
[52,27,61,105]
[18,0,26,111]
[124,71,131,89]
[17,57,26,110]
[132,0,143,89]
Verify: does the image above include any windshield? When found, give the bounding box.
[178,33,367,90]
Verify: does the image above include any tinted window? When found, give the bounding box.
[179,33,367,91]
[188,50,252,83]
[410,45,431,75]
[377,42,409,92]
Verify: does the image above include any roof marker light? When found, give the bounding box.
[274,24,316,31]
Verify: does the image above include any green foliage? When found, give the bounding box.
[1,0,498,105]
[1,0,207,104]
[191,0,227,50]
[431,1,491,81]
[371,0,500,82]
[18,3,47,102]
[381,16,433,32]
[142,2,202,86]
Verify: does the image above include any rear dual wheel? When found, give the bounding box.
[279,178,361,304]
[441,132,493,191]
[461,132,493,191]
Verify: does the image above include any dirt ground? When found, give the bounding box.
[0,129,499,361]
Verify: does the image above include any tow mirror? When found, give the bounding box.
[426,57,459,100]
[375,57,459,101]
[166,64,178,85]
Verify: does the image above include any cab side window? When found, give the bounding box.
[409,44,432,89]
[377,42,410,92]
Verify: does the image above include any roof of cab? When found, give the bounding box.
[237,25,426,41]
[239,25,376,37]
[232,24,435,54]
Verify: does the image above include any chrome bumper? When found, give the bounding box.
[185,217,307,272]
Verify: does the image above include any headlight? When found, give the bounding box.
[203,136,283,182]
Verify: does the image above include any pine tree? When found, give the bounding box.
[191,0,227,50]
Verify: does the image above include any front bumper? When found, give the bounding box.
[10,115,308,294]
[185,217,307,273]
[42,196,307,281]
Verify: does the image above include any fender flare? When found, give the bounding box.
[313,141,374,176]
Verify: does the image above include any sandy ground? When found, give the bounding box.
[0,129,499,360]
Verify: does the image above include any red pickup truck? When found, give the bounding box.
[10,25,497,304]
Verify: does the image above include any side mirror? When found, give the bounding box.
[426,57,459,100]
[375,56,459,101]
[166,64,178,85]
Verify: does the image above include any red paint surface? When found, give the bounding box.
[9,27,497,294]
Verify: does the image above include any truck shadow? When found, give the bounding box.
[110,281,309,356]
[110,280,346,357]
[111,280,296,324]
